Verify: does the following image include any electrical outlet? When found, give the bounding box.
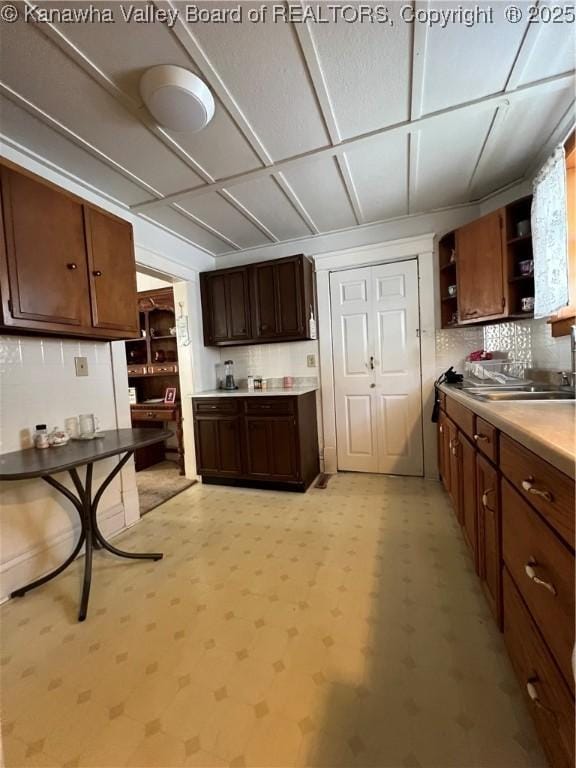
[75,357,88,377]
[307,354,316,368]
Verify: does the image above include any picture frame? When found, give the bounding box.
[128,387,137,405]
[164,387,177,405]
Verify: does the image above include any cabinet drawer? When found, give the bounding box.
[193,398,239,415]
[503,569,574,768]
[445,397,475,440]
[131,409,171,422]
[148,363,178,375]
[500,434,574,547]
[472,416,497,463]
[438,390,446,411]
[244,397,295,415]
[502,479,575,691]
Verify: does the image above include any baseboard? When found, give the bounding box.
[0,503,129,603]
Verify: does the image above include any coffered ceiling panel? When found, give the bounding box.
[0,97,148,206]
[307,5,411,139]
[49,3,263,179]
[229,177,312,241]
[189,4,330,160]
[515,21,576,86]
[179,193,271,249]
[418,3,528,115]
[470,88,575,198]
[1,3,574,258]
[280,157,357,232]
[345,136,408,222]
[1,22,201,195]
[411,110,495,212]
[144,208,234,254]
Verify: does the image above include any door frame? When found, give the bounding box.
[314,234,437,479]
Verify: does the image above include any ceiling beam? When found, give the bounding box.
[292,17,363,224]
[274,172,319,234]
[132,69,575,213]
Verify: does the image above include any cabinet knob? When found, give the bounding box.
[473,433,489,442]
[66,263,77,270]
[92,270,102,277]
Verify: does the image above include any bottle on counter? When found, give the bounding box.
[254,377,262,390]
[34,424,49,449]
[261,379,268,391]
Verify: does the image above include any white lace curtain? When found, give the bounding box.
[531,147,569,318]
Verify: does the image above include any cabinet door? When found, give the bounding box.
[477,454,501,626]
[85,207,138,333]
[456,210,506,321]
[201,269,251,345]
[0,168,92,328]
[460,434,478,569]
[195,416,242,475]
[438,411,451,492]
[251,263,278,339]
[276,257,304,336]
[447,419,461,520]
[245,416,298,480]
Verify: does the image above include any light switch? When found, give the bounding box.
[75,357,88,376]
[307,354,316,368]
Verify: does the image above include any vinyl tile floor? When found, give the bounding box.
[0,473,545,768]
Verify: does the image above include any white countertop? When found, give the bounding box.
[439,383,576,478]
[192,386,318,398]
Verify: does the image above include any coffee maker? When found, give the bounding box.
[222,359,238,390]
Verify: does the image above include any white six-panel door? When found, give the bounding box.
[330,260,423,476]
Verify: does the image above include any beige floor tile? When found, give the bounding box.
[1,473,547,768]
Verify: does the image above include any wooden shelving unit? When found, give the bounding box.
[505,196,534,318]
[438,231,459,328]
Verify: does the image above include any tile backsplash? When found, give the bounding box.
[218,340,320,384]
[436,318,572,377]
[483,318,571,369]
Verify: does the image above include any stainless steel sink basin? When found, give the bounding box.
[464,385,575,401]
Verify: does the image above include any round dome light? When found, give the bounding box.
[140,65,215,133]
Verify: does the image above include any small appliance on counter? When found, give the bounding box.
[221,359,238,391]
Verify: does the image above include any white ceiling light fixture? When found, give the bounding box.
[140,65,215,133]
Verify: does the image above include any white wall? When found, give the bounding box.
[218,340,319,385]
[0,336,137,601]
[136,272,172,292]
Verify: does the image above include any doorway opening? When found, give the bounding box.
[329,258,424,476]
[128,269,194,514]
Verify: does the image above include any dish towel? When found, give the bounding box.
[531,146,569,318]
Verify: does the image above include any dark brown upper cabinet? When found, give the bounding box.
[456,210,507,323]
[85,207,138,334]
[0,161,139,340]
[439,196,534,328]
[200,254,315,347]
[200,267,252,345]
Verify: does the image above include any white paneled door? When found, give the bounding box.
[330,260,423,476]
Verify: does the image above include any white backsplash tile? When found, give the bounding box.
[483,318,571,370]
[434,327,483,376]
[219,340,319,384]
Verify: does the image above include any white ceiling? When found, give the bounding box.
[1,0,574,258]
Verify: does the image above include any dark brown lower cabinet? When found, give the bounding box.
[476,453,502,626]
[192,392,319,491]
[194,416,243,477]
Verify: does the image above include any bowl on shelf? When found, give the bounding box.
[521,296,535,312]
[518,259,534,276]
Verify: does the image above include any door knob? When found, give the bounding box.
[369,356,374,370]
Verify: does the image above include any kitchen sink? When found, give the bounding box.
[464,385,575,401]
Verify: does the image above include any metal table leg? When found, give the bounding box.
[10,452,163,621]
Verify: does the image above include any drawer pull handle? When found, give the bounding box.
[525,561,557,596]
[521,479,553,502]
[439,425,443,433]
[526,678,557,716]
[474,433,489,442]
[481,488,494,508]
